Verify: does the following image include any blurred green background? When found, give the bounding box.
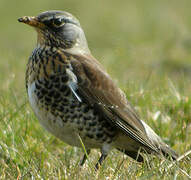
[1,0,191,95]
[0,0,191,179]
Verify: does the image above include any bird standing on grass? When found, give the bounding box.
[18,10,177,169]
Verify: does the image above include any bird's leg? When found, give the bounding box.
[95,143,111,170]
[80,149,91,166]
[95,153,108,170]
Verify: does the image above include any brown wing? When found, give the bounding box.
[68,52,158,153]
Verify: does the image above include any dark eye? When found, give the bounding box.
[52,18,63,27]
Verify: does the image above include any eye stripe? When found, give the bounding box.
[40,16,66,22]
[40,16,80,28]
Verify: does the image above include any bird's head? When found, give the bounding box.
[18,10,90,53]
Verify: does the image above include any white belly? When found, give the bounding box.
[27,82,83,147]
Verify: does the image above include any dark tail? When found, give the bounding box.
[160,144,178,160]
[118,145,178,163]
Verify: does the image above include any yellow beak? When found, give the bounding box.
[18,16,45,29]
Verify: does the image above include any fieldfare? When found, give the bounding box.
[18,10,178,169]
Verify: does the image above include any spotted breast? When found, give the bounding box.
[26,45,116,148]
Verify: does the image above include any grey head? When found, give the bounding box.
[18,10,90,54]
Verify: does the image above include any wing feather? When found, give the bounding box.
[66,52,159,153]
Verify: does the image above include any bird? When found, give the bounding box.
[18,10,178,169]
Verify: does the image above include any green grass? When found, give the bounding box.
[0,0,191,179]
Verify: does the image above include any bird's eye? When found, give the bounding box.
[52,18,63,27]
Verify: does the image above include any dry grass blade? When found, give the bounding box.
[167,150,191,179]
[167,150,191,169]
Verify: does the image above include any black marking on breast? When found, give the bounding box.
[36,92,43,99]
[55,83,61,89]
[47,90,54,97]
[43,65,49,77]
[51,60,56,72]
[38,63,42,69]
[61,75,69,83]
[53,92,60,99]
[63,97,69,103]
[54,76,59,83]
[58,54,67,64]
[60,84,67,92]
[62,87,71,96]
[96,133,103,139]
[88,121,97,126]
[35,83,41,90]
[85,126,91,131]
[51,103,58,108]
[44,81,52,89]
[86,134,93,139]
[84,116,90,121]
[83,106,90,113]
[70,103,77,109]
[64,108,69,113]
[41,88,48,94]
[50,75,56,81]
[97,126,103,132]
[38,50,43,61]
[45,56,49,65]
[70,109,74,114]
[78,114,83,119]
[57,64,62,73]
[45,96,52,103]
[65,115,70,119]
[71,115,77,121]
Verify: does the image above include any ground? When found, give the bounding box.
[0,0,191,179]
